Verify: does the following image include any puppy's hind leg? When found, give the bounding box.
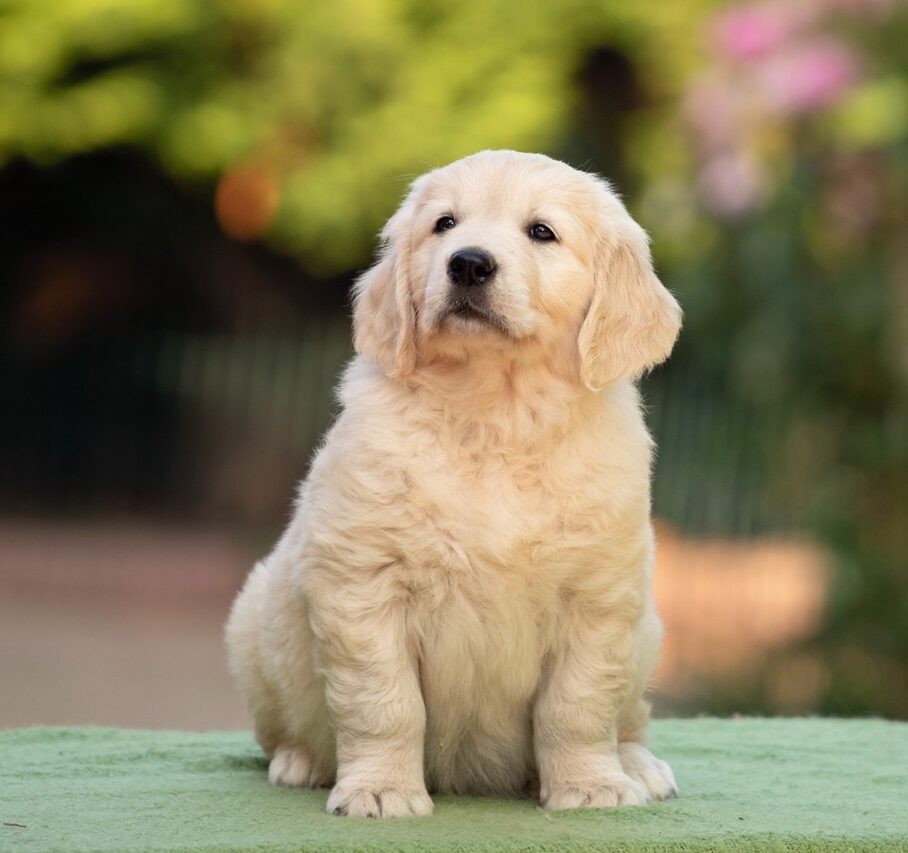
[617,700,678,801]
[227,559,336,790]
[226,562,285,756]
[268,743,333,788]
[616,611,678,801]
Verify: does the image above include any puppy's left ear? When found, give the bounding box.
[352,186,420,377]
[578,197,682,390]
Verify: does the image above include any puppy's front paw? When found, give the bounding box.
[268,744,329,788]
[618,742,678,801]
[326,782,433,818]
[542,773,649,811]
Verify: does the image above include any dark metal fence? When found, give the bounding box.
[1,322,805,540]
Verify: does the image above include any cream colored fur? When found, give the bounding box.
[226,150,682,818]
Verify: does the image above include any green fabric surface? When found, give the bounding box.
[1,719,906,852]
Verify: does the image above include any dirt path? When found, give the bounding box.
[0,519,826,729]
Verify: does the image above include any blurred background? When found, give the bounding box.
[1,0,906,730]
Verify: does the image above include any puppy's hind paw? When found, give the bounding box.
[268,744,326,788]
[326,782,433,818]
[618,742,678,801]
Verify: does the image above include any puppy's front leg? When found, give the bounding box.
[534,605,649,810]
[310,591,432,818]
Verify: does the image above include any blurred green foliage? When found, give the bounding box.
[1,0,907,716]
[0,0,713,271]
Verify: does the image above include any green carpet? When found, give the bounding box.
[2,719,906,852]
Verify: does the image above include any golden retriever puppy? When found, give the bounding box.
[226,150,681,817]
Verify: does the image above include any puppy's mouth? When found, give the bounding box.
[442,297,510,336]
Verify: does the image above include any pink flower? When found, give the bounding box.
[710,2,812,61]
[757,37,859,113]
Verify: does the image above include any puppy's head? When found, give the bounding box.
[353,150,681,389]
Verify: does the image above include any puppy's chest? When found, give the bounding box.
[406,469,563,699]
[399,453,606,586]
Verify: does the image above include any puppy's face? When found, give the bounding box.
[409,155,596,349]
[354,151,681,389]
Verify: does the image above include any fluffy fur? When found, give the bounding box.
[225,150,682,817]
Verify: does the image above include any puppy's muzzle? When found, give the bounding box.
[447,248,497,288]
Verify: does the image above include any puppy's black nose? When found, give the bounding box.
[448,248,497,287]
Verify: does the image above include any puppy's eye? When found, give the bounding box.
[434,216,457,234]
[528,222,557,242]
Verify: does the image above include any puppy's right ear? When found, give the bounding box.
[352,187,419,377]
